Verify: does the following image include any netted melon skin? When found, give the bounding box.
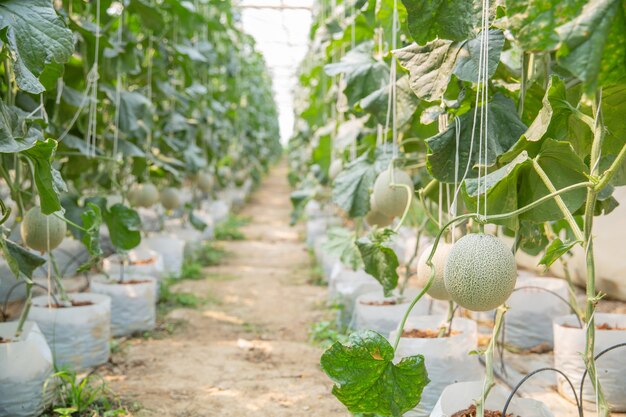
[161,188,181,210]
[21,207,67,252]
[416,242,452,300]
[444,234,517,312]
[372,168,413,218]
[138,183,159,208]
[365,209,393,228]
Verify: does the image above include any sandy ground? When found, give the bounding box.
[105,163,347,417]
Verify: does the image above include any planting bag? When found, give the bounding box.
[554,313,626,410]
[504,277,571,349]
[390,316,483,416]
[91,275,157,337]
[0,322,54,417]
[0,260,26,302]
[29,293,111,370]
[329,264,381,326]
[142,234,185,278]
[103,248,165,280]
[32,238,89,280]
[204,199,230,224]
[431,381,554,417]
[351,288,429,338]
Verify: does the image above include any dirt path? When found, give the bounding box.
[106,163,346,417]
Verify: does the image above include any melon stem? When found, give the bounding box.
[476,305,507,417]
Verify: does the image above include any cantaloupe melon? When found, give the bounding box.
[364,195,393,228]
[372,168,413,218]
[160,188,181,210]
[197,172,213,192]
[137,183,159,208]
[20,207,67,253]
[444,233,517,312]
[416,242,452,300]
[328,159,343,180]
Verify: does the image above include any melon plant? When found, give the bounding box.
[136,183,159,208]
[161,188,181,210]
[372,168,413,218]
[444,234,517,312]
[20,207,67,253]
[416,242,452,301]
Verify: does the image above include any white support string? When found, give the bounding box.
[112,9,124,160]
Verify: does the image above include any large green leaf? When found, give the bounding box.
[0,0,74,93]
[556,0,626,93]
[321,330,429,417]
[325,42,390,106]
[356,229,399,296]
[0,100,44,153]
[332,146,393,218]
[0,237,46,279]
[76,203,103,273]
[453,30,505,82]
[322,227,364,271]
[400,0,474,44]
[426,94,527,183]
[394,39,462,102]
[504,0,582,51]
[600,83,626,185]
[21,139,66,215]
[359,76,419,127]
[103,204,142,251]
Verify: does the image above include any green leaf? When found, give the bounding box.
[539,238,582,267]
[356,229,399,296]
[600,83,626,185]
[325,42,390,106]
[360,76,419,127]
[321,330,429,417]
[453,30,505,82]
[332,146,392,218]
[0,0,74,93]
[0,237,46,279]
[322,227,364,271]
[76,203,103,273]
[21,139,66,215]
[555,0,626,93]
[426,94,527,183]
[393,39,462,102]
[400,0,474,44]
[189,210,208,232]
[0,99,44,153]
[102,204,142,251]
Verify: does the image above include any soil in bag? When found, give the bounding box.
[0,336,10,343]
[360,299,398,306]
[563,322,626,330]
[451,404,519,417]
[48,300,94,308]
[401,328,460,338]
[118,279,151,285]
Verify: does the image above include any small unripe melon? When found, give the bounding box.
[161,187,181,210]
[372,168,413,218]
[416,242,453,300]
[197,172,213,192]
[20,207,67,253]
[137,183,159,208]
[364,195,393,228]
[444,234,517,312]
[328,159,343,180]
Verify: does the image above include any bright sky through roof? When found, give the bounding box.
[239,0,313,145]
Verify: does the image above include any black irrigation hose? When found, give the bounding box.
[578,342,626,407]
[1,281,60,320]
[512,285,583,327]
[502,367,583,417]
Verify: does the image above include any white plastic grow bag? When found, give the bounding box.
[0,322,54,417]
[351,288,429,337]
[431,381,554,417]
[205,199,230,224]
[136,207,161,232]
[504,277,571,349]
[329,264,382,327]
[103,248,165,280]
[141,234,185,278]
[390,316,483,417]
[0,260,26,302]
[313,236,340,280]
[554,313,626,410]
[32,238,89,280]
[90,274,157,337]
[29,293,111,370]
